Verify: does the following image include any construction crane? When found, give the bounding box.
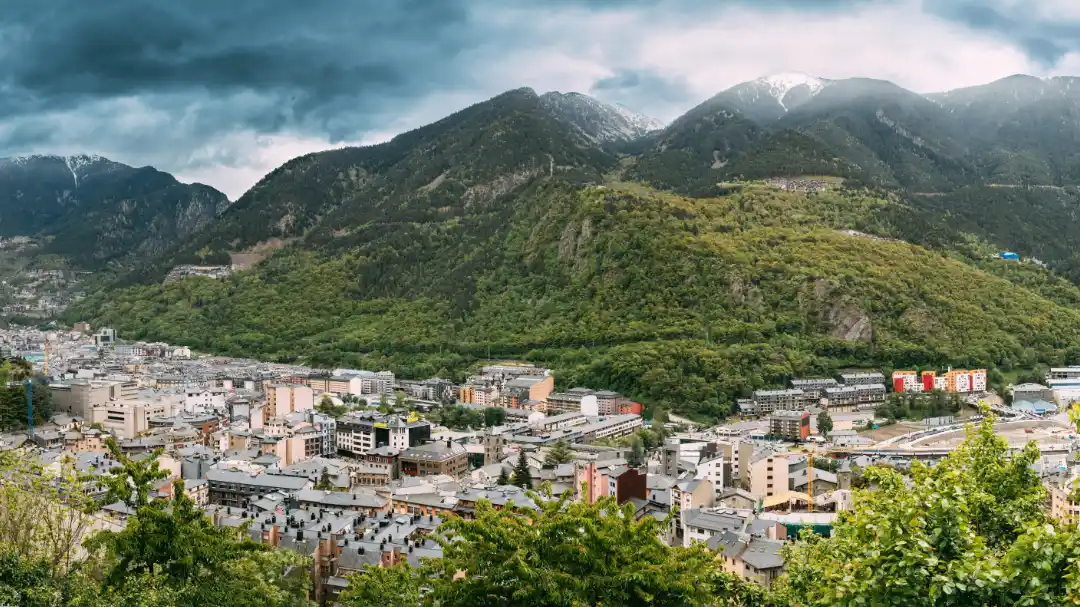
[24,379,33,439]
[799,447,842,513]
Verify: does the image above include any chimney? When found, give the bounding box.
[297,530,304,541]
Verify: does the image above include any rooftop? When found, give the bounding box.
[400,440,467,462]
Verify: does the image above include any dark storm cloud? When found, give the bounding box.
[0,0,1074,197]
[0,0,884,147]
[0,0,480,140]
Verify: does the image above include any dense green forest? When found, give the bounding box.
[72,181,1080,420]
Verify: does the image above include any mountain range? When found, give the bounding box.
[0,154,229,268]
[33,71,1080,419]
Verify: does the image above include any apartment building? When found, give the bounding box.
[502,376,555,408]
[205,469,311,507]
[50,379,135,419]
[1049,474,1080,525]
[790,378,838,404]
[768,410,810,441]
[295,489,390,516]
[457,380,501,407]
[748,389,803,416]
[746,451,804,499]
[399,440,469,478]
[839,372,885,386]
[336,412,431,457]
[891,370,922,393]
[695,454,726,497]
[893,369,987,394]
[266,384,315,418]
[672,478,715,535]
[183,388,226,412]
[398,378,454,402]
[306,375,330,393]
[823,384,886,412]
[258,431,319,467]
[91,399,170,439]
[545,388,596,414]
[576,414,643,442]
[537,412,589,433]
[683,508,753,548]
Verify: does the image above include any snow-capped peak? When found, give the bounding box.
[754,73,829,111]
[612,103,665,132]
[0,154,118,189]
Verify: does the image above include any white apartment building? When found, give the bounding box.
[954,373,971,393]
[695,454,726,497]
[184,388,226,413]
[91,400,169,439]
[892,371,922,393]
[971,369,987,392]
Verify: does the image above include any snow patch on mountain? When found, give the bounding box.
[612,103,665,133]
[0,154,122,189]
[755,73,828,110]
[541,91,665,143]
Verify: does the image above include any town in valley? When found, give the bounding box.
[3,323,1079,600]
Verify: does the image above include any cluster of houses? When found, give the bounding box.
[457,364,643,415]
[19,327,1045,598]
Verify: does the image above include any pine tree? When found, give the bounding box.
[315,467,335,491]
[628,437,645,468]
[496,467,511,486]
[511,450,532,489]
[543,441,573,467]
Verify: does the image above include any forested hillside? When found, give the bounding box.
[73,180,1080,419]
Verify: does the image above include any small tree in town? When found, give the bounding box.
[482,407,505,428]
[817,410,833,438]
[315,467,335,491]
[542,441,573,467]
[511,450,532,489]
[628,436,646,468]
[496,468,511,486]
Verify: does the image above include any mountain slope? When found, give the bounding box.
[624,96,763,194]
[0,154,229,267]
[129,87,618,284]
[775,78,975,190]
[539,91,663,143]
[72,180,1080,419]
[930,75,1080,185]
[712,73,832,123]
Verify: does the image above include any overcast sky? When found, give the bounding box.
[1,0,1078,199]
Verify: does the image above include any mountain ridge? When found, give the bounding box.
[0,154,230,268]
[45,71,1080,420]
